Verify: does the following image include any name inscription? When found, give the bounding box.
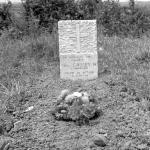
[58,20,98,80]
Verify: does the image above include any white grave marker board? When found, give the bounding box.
[58,20,98,80]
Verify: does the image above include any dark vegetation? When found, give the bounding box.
[0,1,12,31]
[0,0,150,38]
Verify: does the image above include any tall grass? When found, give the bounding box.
[98,34,150,99]
[1,29,150,93]
[0,31,59,99]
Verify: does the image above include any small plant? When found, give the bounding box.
[135,51,150,64]
[0,79,23,97]
[0,1,12,31]
[0,79,26,114]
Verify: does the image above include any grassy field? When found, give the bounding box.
[0,26,150,149]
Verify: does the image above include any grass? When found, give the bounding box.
[0,31,149,114]
[0,29,150,99]
[0,31,58,114]
[0,79,22,97]
[0,26,150,149]
[98,35,150,96]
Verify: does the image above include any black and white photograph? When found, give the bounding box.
[0,0,150,149]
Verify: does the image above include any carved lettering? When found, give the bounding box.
[58,20,98,80]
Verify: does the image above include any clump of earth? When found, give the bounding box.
[52,89,102,125]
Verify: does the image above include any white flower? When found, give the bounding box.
[65,94,75,104]
[72,92,82,97]
[65,92,82,104]
[58,89,70,100]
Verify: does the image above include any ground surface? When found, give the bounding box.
[1,60,150,150]
[0,34,150,150]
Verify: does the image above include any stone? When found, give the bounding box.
[93,134,107,147]
[59,53,98,80]
[58,20,98,80]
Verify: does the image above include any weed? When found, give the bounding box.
[135,51,150,64]
[0,79,23,97]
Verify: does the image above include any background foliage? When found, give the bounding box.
[0,0,150,37]
[0,1,12,32]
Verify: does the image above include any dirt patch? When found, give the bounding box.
[0,62,150,150]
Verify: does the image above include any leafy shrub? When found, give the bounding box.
[0,0,40,38]
[1,0,150,38]
[0,1,12,32]
[97,0,150,37]
[21,0,80,32]
[77,0,98,19]
[97,1,122,36]
[21,0,150,37]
